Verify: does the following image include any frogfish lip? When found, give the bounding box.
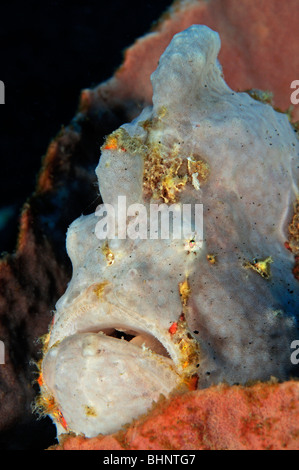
[46,281,201,377]
[39,312,200,437]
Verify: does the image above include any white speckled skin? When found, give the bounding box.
[41,25,299,437]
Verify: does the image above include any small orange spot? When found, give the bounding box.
[169,322,178,335]
[284,241,292,252]
[103,136,118,150]
[57,411,68,430]
[37,374,43,387]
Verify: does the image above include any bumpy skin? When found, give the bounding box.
[41,25,299,437]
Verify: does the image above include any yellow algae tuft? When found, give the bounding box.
[169,313,200,378]
[102,111,209,204]
[142,142,188,203]
[286,196,299,282]
[245,88,273,105]
[38,330,51,354]
[159,167,188,203]
[102,240,115,266]
[141,109,210,202]
[84,405,97,417]
[179,278,191,306]
[207,254,217,264]
[143,143,209,203]
[165,279,200,379]
[187,156,210,186]
[102,128,145,154]
[244,256,273,279]
[102,135,118,151]
[140,106,168,132]
[287,197,299,255]
[34,382,68,431]
[93,280,110,299]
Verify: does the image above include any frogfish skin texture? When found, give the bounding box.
[39,25,299,438]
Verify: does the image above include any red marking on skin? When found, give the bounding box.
[58,411,68,430]
[169,322,178,335]
[179,313,185,322]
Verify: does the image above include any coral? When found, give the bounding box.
[39,25,299,439]
[98,0,299,122]
[50,380,299,451]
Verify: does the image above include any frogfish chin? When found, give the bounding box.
[38,25,299,438]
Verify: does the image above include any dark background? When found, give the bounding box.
[0,0,173,254]
[0,0,173,449]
